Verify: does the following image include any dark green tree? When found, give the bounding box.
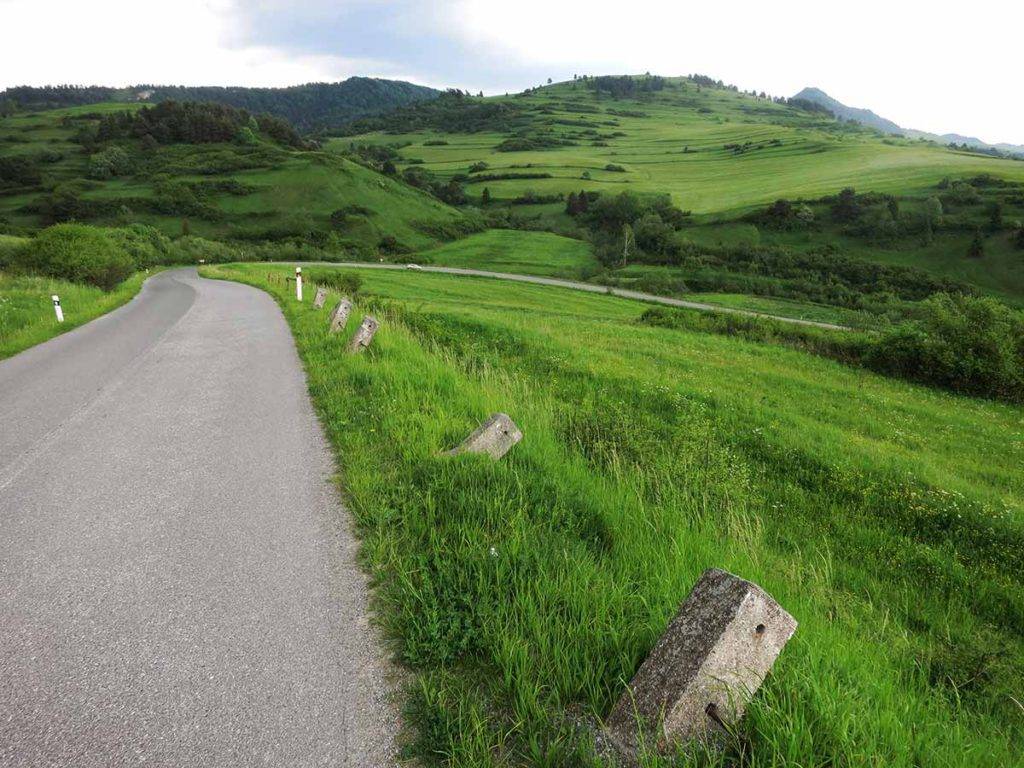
[989,202,1004,230]
[967,228,985,258]
[832,187,860,222]
[481,187,491,206]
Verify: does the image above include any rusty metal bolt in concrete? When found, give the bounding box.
[606,568,797,757]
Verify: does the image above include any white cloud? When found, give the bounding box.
[0,0,369,87]
[450,0,1023,144]
[1,0,1021,143]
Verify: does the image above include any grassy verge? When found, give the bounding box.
[416,229,600,279]
[203,262,1023,766]
[0,270,155,360]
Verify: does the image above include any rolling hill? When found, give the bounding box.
[0,101,464,253]
[0,77,441,133]
[333,77,1024,306]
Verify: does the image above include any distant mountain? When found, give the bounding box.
[792,86,1024,158]
[0,77,440,134]
[791,87,902,135]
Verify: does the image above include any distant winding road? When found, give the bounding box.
[0,269,398,767]
[285,262,851,331]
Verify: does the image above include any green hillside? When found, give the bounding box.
[0,102,463,253]
[334,77,1024,305]
[0,77,440,134]
[203,261,1024,767]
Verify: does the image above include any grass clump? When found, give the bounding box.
[0,269,153,359]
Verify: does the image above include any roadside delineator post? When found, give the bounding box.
[605,568,797,757]
[346,315,379,353]
[52,295,64,323]
[447,413,523,459]
[329,298,353,333]
[295,267,303,301]
[313,285,328,309]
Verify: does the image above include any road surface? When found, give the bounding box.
[283,261,851,331]
[0,269,399,767]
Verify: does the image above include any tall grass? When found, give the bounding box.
[0,270,153,360]
[205,263,1023,766]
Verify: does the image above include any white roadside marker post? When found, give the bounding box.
[295,266,303,301]
[52,295,64,323]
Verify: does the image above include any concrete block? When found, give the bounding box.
[313,286,328,309]
[448,413,523,459]
[329,299,353,333]
[606,568,796,754]
[346,315,379,353]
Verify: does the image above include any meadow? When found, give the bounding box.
[204,261,1024,767]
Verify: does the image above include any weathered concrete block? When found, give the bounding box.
[313,286,328,309]
[448,413,523,459]
[329,298,353,333]
[346,315,379,353]
[606,568,796,754]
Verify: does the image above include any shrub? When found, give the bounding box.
[865,294,1024,401]
[87,146,133,179]
[11,224,134,289]
[304,269,362,295]
[604,163,626,172]
[0,155,42,186]
[378,235,412,255]
[108,224,173,269]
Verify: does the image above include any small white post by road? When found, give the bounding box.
[52,295,64,323]
[295,266,303,301]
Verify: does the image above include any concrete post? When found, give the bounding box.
[346,315,379,353]
[448,413,523,459]
[313,286,328,309]
[329,299,353,333]
[606,568,796,755]
[52,295,64,323]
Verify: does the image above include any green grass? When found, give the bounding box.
[677,292,877,328]
[203,262,1023,766]
[0,104,463,251]
[334,80,1024,218]
[336,79,1024,306]
[417,229,600,278]
[0,269,153,359]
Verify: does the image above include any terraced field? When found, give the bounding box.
[333,79,1024,217]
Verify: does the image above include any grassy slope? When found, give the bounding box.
[0,104,462,250]
[0,268,153,359]
[204,262,1023,766]
[333,80,1024,217]
[336,79,1024,303]
[416,229,600,278]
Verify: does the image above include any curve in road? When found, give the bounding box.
[0,269,399,767]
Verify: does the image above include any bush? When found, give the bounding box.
[10,224,134,289]
[865,294,1024,401]
[304,269,362,295]
[87,146,133,179]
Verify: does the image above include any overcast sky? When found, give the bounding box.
[2,0,1022,145]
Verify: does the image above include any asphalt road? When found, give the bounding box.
[284,261,851,331]
[0,269,399,767]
